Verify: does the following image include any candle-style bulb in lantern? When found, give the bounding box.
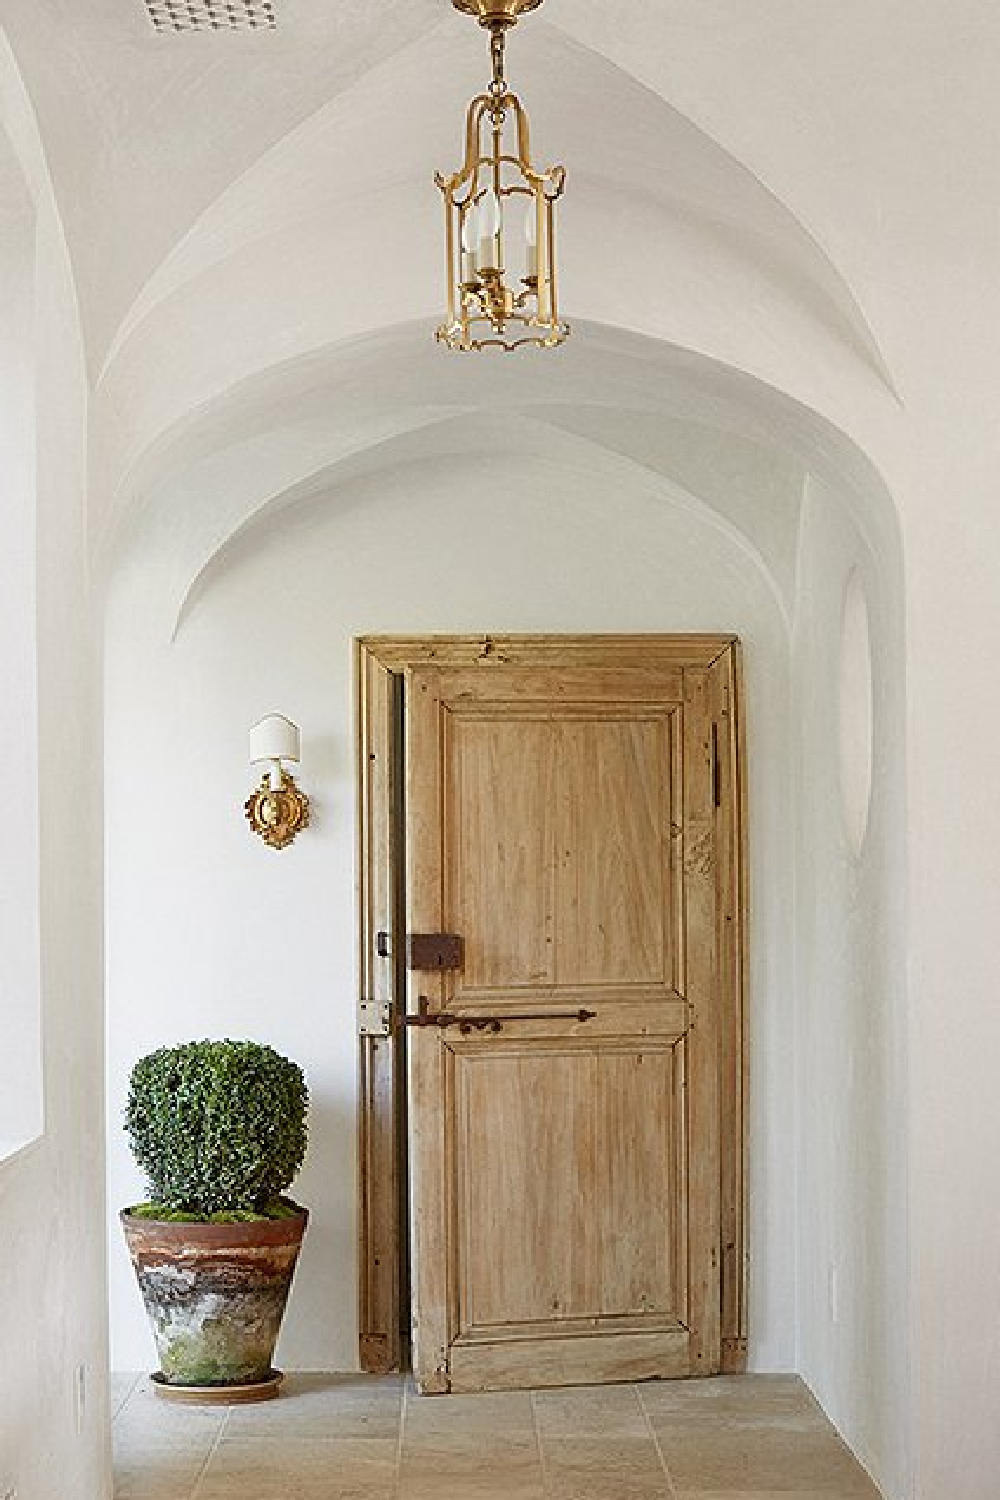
[478,188,503,272]
[461,200,481,281]
[524,198,539,280]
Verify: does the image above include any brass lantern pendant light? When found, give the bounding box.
[436,0,569,352]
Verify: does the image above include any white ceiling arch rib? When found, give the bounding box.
[171,410,798,639]
[104,320,900,647]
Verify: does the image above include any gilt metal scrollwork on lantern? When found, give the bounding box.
[436,0,569,352]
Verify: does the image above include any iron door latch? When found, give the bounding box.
[376,932,464,970]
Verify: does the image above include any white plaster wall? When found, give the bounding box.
[792,477,909,1499]
[0,35,109,1500]
[9,4,1000,1493]
[0,127,41,1156]
[105,453,796,1376]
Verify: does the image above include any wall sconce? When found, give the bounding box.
[244,714,310,850]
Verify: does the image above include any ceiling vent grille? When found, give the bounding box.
[143,0,276,31]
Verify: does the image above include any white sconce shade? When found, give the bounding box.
[245,715,310,850]
[249,714,301,766]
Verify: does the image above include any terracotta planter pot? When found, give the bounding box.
[121,1209,308,1389]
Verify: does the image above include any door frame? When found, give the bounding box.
[355,634,748,1377]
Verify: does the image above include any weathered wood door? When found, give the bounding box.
[403,639,743,1393]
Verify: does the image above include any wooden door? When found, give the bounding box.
[403,643,742,1393]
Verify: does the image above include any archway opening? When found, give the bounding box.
[102,324,907,1492]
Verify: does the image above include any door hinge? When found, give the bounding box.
[359,999,392,1036]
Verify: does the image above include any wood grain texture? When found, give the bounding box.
[406,668,451,1390]
[356,648,401,1373]
[357,636,746,1390]
[448,1328,691,1392]
[555,716,670,988]
[713,644,748,1365]
[445,712,556,994]
[407,652,731,1391]
[357,634,735,673]
[681,666,722,1374]
[452,1045,682,1330]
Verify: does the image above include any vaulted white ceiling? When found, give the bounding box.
[7,0,951,589]
[5,1,905,373]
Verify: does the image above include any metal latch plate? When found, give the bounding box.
[359,1000,391,1037]
[406,933,464,971]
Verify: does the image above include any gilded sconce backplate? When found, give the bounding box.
[244,770,310,850]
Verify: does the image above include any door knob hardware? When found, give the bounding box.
[405,1004,596,1035]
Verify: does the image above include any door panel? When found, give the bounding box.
[447,714,556,993]
[555,715,673,988]
[453,1043,685,1330]
[404,649,738,1392]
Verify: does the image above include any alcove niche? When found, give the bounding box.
[102,324,907,1496]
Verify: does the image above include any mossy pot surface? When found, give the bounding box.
[121,1208,308,1390]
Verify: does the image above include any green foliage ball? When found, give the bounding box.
[125,1040,309,1216]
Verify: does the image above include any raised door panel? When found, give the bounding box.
[444,712,556,996]
[442,700,681,1010]
[554,714,674,991]
[451,1039,687,1334]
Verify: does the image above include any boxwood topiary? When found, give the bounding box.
[125,1039,308,1218]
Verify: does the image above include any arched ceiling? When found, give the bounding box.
[4,4,895,367]
[172,415,797,635]
[107,320,901,645]
[2,0,915,599]
[2,0,447,361]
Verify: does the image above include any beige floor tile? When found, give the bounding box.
[113,1381,229,1442]
[400,1434,541,1480]
[656,1426,880,1495]
[226,1374,402,1441]
[110,1372,884,1500]
[404,1387,535,1433]
[400,1403,544,1497]
[114,1428,222,1480]
[193,1437,399,1500]
[115,1479,200,1500]
[533,1384,649,1439]
[641,1377,822,1427]
[113,1446,212,1500]
[402,1432,539,1464]
[673,1492,879,1500]
[400,1478,543,1500]
[541,1436,674,1499]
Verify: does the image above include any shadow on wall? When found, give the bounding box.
[278,1089,358,1371]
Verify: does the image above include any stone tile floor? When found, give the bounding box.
[112,1371,884,1499]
